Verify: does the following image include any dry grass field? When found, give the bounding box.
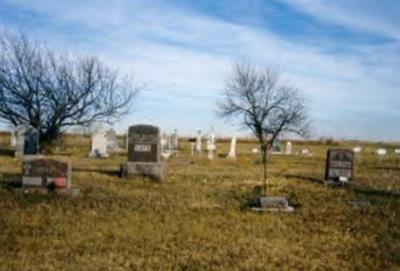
[0,133,399,270]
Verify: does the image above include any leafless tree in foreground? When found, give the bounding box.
[0,31,139,146]
[218,63,310,195]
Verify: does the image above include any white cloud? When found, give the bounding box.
[278,0,400,41]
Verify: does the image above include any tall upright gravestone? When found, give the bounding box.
[15,125,39,157]
[120,124,164,181]
[325,149,353,184]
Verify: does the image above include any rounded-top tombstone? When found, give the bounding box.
[15,125,39,157]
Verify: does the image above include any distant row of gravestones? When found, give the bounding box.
[7,124,399,195]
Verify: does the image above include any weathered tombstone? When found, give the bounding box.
[285,141,292,155]
[171,129,179,151]
[89,129,109,158]
[228,136,237,158]
[377,148,386,156]
[395,149,400,154]
[353,146,362,153]
[300,148,312,156]
[106,129,119,152]
[190,142,195,156]
[19,158,78,196]
[325,149,353,184]
[120,124,164,181]
[160,132,168,153]
[196,130,202,153]
[10,130,16,147]
[377,148,386,163]
[272,139,282,154]
[206,133,216,160]
[188,137,196,155]
[15,125,39,157]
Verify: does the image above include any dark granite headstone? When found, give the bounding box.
[22,158,71,189]
[128,125,160,162]
[121,124,164,181]
[325,149,353,183]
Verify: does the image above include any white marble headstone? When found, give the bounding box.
[377,148,386,156]
[353,146,362,153]
[196,130,202,153]
[89,129,109,158]
[228,136,237,158]
[285,141,292,155]
[206,134,216,160]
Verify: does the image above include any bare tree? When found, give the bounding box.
[218,63,310,195]
[0,31,139,146]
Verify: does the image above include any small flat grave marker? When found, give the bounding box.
[251,197,294,212]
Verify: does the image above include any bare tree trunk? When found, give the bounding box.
[262,145,268,196]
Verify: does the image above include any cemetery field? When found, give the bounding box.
[0,134,399,271]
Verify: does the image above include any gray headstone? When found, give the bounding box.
[272,139,282,154]
[196,130,202,153]
[325,149,353,183]
[15,125,39,156]
[171,129,179,151]
[106,129,119,152]
[251,196,294,212]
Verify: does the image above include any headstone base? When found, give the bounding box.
[17,154,44,160]
[251,196,295,212]
[120,162,164,181]
[89,152,109,158]
[15,187,80,197]
[349,200,371,209]
[324,179,352,186]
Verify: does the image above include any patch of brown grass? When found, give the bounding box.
[0,134,399,270]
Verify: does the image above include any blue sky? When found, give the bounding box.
[0,0,399,141]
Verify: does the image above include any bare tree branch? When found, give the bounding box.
[217,62,311,195]
[0,31,140,145]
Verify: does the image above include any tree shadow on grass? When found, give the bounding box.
[0,172,21,190]
[73,167,120,177]
[0,148,14,157]
[351,187,400,200]
[372,166,400,171]
[284,174,325,184]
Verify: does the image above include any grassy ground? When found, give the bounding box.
[0,134,399,270]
